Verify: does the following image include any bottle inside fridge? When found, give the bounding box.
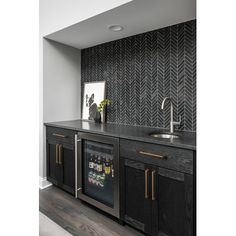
[83,140,114,207]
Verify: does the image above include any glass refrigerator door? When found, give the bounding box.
[82,140,114,207]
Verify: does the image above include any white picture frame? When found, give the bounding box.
[82,81,106,121]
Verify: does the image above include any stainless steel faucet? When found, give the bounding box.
[161,97,181,133]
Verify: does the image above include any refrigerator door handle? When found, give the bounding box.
[75,135,81,198]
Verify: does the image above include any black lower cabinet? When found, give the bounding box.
[152,168,193,236]
[62,145,75,190]
[60,142,75,193]
[121,158,194,236]
[46,139,75,195]
[47,141,63,184]
[121,159,152,235]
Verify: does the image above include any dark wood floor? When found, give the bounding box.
[39,186,144,236]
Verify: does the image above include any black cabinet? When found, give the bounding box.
[46,126,76,195]
[47,140,63,184]
[120,139,195,236]
[152,167,193,236]
[44,125,195,235]
[62,143,75,191]
[121,159,194,236]
[120,159,152,234]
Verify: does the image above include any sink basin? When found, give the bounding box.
[149,133,179,139]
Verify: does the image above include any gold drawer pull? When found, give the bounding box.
[55,144,59,164]
[58,144,63,165]
[52,133,67,138]
[145,169,149,199]
[152,171,156,201]
[139,151,167,160]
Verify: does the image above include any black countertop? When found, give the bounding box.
[44,120,196,151]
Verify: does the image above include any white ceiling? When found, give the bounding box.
[45,0,196,49]
[40,0,132,36]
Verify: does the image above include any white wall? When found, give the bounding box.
[43,40,81,123]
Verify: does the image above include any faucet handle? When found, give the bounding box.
[178,115,182,124]
[173,115,181,126]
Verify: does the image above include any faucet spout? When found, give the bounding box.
[161,97,181,133]
[161,97,172,110]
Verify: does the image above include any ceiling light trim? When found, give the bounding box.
[108,24,124,32]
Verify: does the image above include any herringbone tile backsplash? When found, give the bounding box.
[81,20,196,132]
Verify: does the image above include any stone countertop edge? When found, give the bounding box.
[44,120,196,151]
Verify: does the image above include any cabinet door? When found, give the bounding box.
[152,167,194,236]
[46,140,63,185]
[61,143,75,194]
[121,159,152,235]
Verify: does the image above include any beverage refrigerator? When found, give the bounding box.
[75,132,120,218]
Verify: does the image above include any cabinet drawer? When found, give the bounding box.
[46,126,76,144]
[120,139,194,174]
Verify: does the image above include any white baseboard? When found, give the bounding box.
[39,176,52,189]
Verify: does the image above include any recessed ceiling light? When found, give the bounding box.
[108,25,124,32]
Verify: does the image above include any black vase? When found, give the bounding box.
[94,111,101,123]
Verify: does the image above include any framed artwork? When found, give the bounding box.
[82,81,106,120]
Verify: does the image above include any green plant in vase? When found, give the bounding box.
[97,99,111,123]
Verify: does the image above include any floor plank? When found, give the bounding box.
[39,186,144,236]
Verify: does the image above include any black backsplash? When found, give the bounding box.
[81,20,196,131]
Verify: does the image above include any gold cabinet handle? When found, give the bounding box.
[52,133,67,138]
[145,169,149,199]
[55,144,59,164]
[58,144,63,165]
[139,151,167,160]
[152,171,156,201]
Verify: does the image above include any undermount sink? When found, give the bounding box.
[149,133,179,139]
